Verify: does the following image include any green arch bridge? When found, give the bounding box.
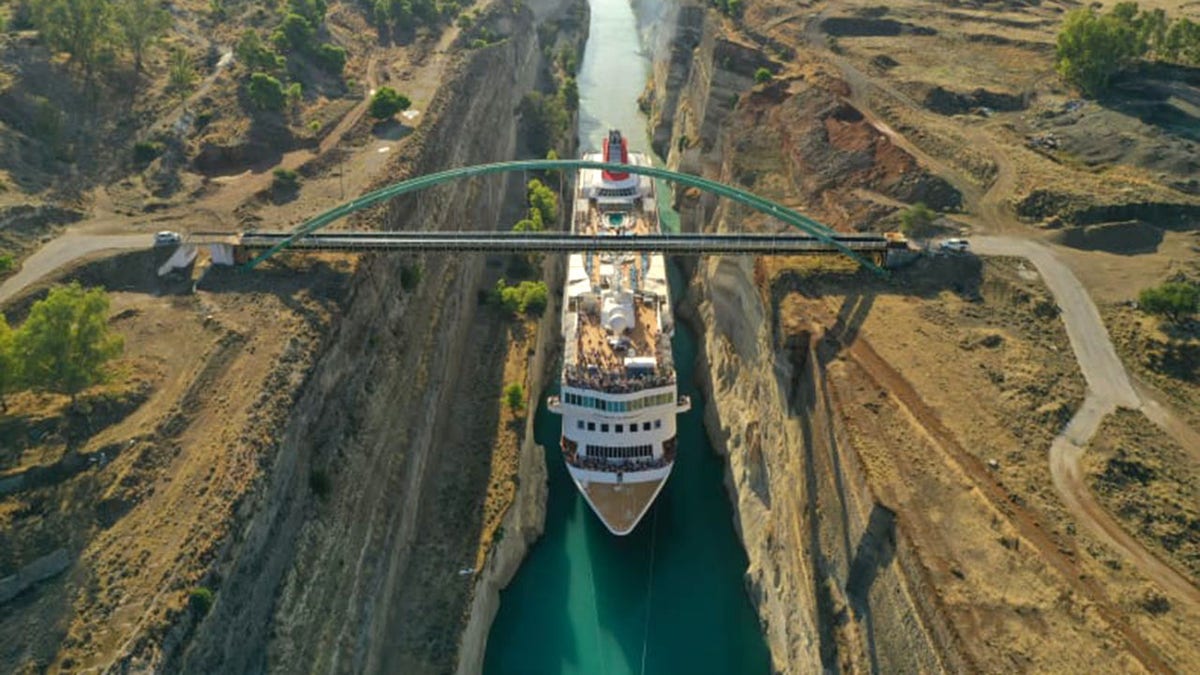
[245,160,889,277]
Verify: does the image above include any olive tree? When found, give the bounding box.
[14,282,123,401]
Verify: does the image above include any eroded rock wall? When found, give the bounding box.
[656,7,960,673]
[175,1,581,672]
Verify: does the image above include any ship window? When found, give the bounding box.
[601,424,609,433]
[587,422,596,431]
[616,424,624,433]
[643,422,651,431]
[577,420,584,429]
[654,420,662,429]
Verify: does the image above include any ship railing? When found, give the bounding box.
[562,451,671,473]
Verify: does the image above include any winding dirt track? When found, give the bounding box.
[974,236,1200,612]
[800,7,1200,621]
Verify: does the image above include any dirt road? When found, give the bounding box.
[973,236,1200,611]
[0,234,151,305]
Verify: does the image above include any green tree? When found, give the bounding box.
[504,382,524,413]
[247,72,287,111]
[315,43,346,75]
[1138,281,1199,325]
[512,209,544,233]
[235,29,285,72]
[1163,18,1200,65]
[754,67,772,84]
[1056,8,1142,97]
[527,178,558,225]
[560,76,579,113]
[288,0,328,25]
[114,0,171,77]
[1136,8,1169,54]
[0,315,17,412]
[494,280,548,315]
[272,12,315,53]
[899,202,937,237]
[368,86,410,119]
[13,282,123,401]
[517,92,568,157]
[34,0,115,77]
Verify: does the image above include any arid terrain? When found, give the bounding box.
[653,0,1200,672]
[2,0,1199,672]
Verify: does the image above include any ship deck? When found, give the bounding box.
[576,302,659,371]
[581,477,666,535]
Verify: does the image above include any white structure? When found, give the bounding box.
[547,130,691,535]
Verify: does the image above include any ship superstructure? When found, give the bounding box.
[547,130,691,535]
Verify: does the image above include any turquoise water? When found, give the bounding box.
[481,1,770,672]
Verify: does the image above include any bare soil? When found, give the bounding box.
[766,258,1200,672]
[1085,408,1200,588]
[0,253,353,672]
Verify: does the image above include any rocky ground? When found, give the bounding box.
[656,0,1200,671]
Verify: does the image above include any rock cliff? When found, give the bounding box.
[172,0,584,671]
[654,5,961,672]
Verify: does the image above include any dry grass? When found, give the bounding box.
[0,256,351,672]
[473,318,537,573]
[1085,408,1200,586]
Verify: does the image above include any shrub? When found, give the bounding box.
[0,254,14,275]
[368,86,411,120]
[517,92,568,157]
[527,179,558,225]
[400,264,421,291]
[504,382,525,413]
[1138,281,1199,325]
[0,314,16,411]
[899,202,937,237]
[272,168,300,193]
[189,587,215,616]
[754,67,772,84]
[493,280,548,316]
[315,43,347,75]
[132,140,164,165]
[272,12,315,53]
[235,30,284,72]
[309,468,332,497]
[560,76,578,113]
[247,72,287,111]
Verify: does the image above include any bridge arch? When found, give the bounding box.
[246,159,887,276]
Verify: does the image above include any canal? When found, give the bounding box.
[481,0,771,672]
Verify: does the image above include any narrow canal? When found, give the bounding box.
[481,0,771,672]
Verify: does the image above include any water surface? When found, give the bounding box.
[483,1,770,671]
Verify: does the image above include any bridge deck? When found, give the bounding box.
[228,231,896,255]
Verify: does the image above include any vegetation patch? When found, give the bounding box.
[1085,408,1200,586]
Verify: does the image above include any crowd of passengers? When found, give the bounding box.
[564,365,674,393]
[563,451,670,472]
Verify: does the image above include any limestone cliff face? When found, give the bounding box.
[657,7,955,673]
[175,1,582,672]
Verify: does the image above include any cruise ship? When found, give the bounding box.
[547,130,690,535]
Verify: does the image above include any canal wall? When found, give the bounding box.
[175,0,585,672]
[455,251,565,674]
[654,5,957,673]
